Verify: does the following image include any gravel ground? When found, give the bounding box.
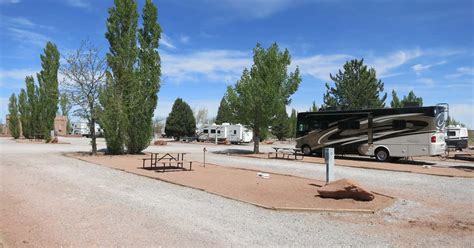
[1,137,473,247]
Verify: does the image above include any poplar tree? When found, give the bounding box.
[18,89,30,138]
[25,76,40,137]
[37,42,60,139]
[323,59,386,110]
[101,0,139,154]
[8,94,20,139]
[226,43,301,153]
[165,98,196,140]
[271,107,289,140]
[127,0,162,153]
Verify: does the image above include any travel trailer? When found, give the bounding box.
[197,123,253,144]
[445,126,468,150]
[71,121,103,138]
[295,105,448,162]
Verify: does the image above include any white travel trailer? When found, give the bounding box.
[445,126,469,150]
[295,105,448,162]
[71,121,103,138]
[198,123,253,143]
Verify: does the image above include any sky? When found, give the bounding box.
[0,0,473,128]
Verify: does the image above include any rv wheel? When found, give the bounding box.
[302,145,312,156]
[375,148,390,162]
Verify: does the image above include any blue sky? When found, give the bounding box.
[1,0,473,127]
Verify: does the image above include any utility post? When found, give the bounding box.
[324,147,334,183]
[203,147,207,167]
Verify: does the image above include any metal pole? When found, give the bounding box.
[203,147,207,167]
[324,147,334,183]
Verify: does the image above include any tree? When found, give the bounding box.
[152,117,165,137]
[8,94,20,139]
[226,43,301,153]
[401,90,423,107]
[447,116,466,127]
[165,98,196,140]
[215,95,233,124]
[25,76,40,137]
[194,108,209,126]
[390,89,402,108]
[323,59,387,110]
[101,0,161,154]
[309,101,318,112]
[61,41,107,154]
[59,93,72,134]
[126,0,162,154]
[288,109,298,139]
[18,89,30,138]
[37,41,60,140]
[271,107,289,140]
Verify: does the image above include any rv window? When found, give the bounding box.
[393,120,406,130]
[203,130,208,133]
[217,130,221,134]
[338,121,360,130]
[211,129,216,134]
[234,130,237,134]
[447,131,456,136]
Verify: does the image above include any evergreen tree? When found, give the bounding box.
[309,101,318,112]
[18,89,30,138]
[37,42,60,140]
[165,98,196,140]
[8,94,20,139]
[323,59,386,110]
[215,95,233,124]
[390,89,402,108]
[271,107,289,140]
[288,109,297,138]
[401,90,423,106]
[226,43,301,153]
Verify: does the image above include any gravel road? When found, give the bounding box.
[1,137,473,247]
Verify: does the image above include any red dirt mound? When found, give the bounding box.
[317,178,374,201]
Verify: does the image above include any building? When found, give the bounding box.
[3,115,68,137]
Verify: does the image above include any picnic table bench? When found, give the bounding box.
[142,152,192,172]
[268,147,304,160]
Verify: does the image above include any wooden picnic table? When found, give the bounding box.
[269,147,304,160]
[142,152,192,172]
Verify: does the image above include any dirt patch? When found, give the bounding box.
[14,138,70,144]
[66,152,394,212]
[240,153,474,178]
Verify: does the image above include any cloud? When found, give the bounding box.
[219,0,294,19]
[446,66,474,79]
[0,15,54,30]
[65,0,90,9]
[154,98,221,119]
[416,77,435,87]
[449,103,474,129]
[6,27,50,47]
[293,54,352,81]
[367,49,423,77]
[161,34,176,49]
[161,50,251,83]
[0,0,20,4]
[0,68,38,89]
[179,34,190,44]
[412,60,446,75]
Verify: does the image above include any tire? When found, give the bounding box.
[375,147,390,162]
[302,145,312,156]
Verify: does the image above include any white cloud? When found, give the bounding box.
[412,60,446,75]
[154,98,221,119]
[449,103,474,129]
[0,0,20,4]
[6,27,50,47]
[416,77,435,87]
[161,34,176,49]
[0,68,38,86]
[293,54,352,81]
[215,0,294,19]
[65,0,90,9]
[161,50,251,83]
[367,49,423,77]
[446,66,474,79]
[179,35,190,44]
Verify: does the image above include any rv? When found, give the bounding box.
[295,105,448,162]
[71,121,103,138]
[445,126,468,150]
[197,123,253,144]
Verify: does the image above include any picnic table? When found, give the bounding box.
[268,147,304,160]
[142,152,192,172]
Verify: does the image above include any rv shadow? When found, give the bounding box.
[212,149,254,155]
[333,155,436,166]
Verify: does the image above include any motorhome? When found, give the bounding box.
[445,126,468,150]
[295,105,448,161]
[197,123,253,144]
